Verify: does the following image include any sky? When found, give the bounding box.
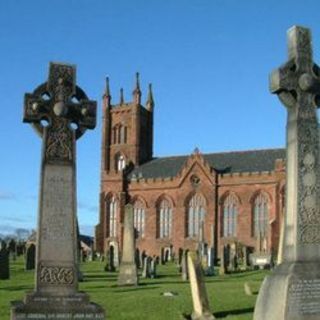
[1,0,320,237]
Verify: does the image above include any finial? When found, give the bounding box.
[132,72,141,104]
[120,88,124,105]
[105,76,111,97]
[135,72,140,90]
[146,83,154,111]
[194,147,200,155]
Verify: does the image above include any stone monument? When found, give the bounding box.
[118,204,138,286]
[0,241,10,280]
[254,26,320,320]
[11,62,105,319]
[25,244,36,271]
[187,251,215,320]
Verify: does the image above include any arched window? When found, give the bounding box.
[112,127,117,144]
[158,198,172,238]
[115,153,126,172]
[222,194,238,237]
[106,196,118,238]
[253,193,269,237]
[133,199,145,238]
[187,194,206,237]
[120,126,126,143]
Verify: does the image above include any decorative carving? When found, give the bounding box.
[270,26,320,244]
[190,175,201,187]
[39,264,74,285]
[45,118,73,162]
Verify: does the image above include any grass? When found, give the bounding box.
[0,257,268,319]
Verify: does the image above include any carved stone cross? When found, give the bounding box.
[12,62,104,320]
[24,62,96,162]
[270,26,320,260]
[254,26,320,320]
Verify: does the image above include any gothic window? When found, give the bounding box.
[222,194,238,237]
[187,193,206,237]
[124,127,128,143]
[119,126,126,143]
[112,127,117,144]
[133,199,145,238]
[117,125,121,144]
[106,196,118,238]
[158,198,172,238]
[253,193,269,237]
[115,153,126,172]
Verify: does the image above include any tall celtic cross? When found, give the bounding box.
[254,26,320,320]
[270,26,320,261]
[23,62,96,295]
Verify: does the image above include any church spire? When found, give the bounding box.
[132,72,141,105]
[120,88,124,105]
[146,83,154,111]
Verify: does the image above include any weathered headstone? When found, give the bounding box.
[244,282,253,296]
[135,248,140,268]
[0,241,9,280]
[8,239,17,261]
[11,62,104,319]
[25,244,36,270]
[142,256,151,278]
[150,256,157,279]
[187,251,215,320]
[182,249,189,281]
[219,246,227,275]
[118,204,138,286]
[205,247,215,276]
[254,26,320,320]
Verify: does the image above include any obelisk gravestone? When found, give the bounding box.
[254,26,320,320]
[11,62,105,319]
[118,204,138,286]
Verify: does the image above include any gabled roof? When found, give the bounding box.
[128,148,285,180]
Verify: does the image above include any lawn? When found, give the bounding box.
[0,257,268,319]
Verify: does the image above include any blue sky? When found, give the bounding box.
[1,0,320,236]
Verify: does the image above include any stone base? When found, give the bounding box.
[254,261,320,320]
[117,262,138,286]
[11,292,105,320]
[191,311,215,320]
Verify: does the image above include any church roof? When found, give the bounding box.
[128,148,285,180]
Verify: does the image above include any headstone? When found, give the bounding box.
[0,241,9,280]
[205,247,215,276]
[182,249,189,281]
[141,250,147,268]
[106,246,115,272]
[109,240,120,268]
[11,62,104,319]
[142,256,151,278]
[244,282,253,296]
[118,204,138,286]
[25,244,36,270]
[254,26,320,320]
[8,239,17,261]
[219,246,227,275]
[160,247,165,265]
[135,248,140,268]
[242,246,248,270]
[187,251,215,320]
[150,256,157,279]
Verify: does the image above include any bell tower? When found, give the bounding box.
[96,73,154,253]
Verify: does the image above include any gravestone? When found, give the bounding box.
[135,248,140,268]
[109,240,120,268]
[254,26,320,320]
[0,241,9,280]
[150,256,157,278]
[205,247,215,276]
[242,246,248,270]
[182,249,189,281]
[142,256,151,278]
[219,246,227,275]
[187,251,215,320]
[105,246,115,272]
[160,247,165,265]
[244,282,253,296]
[141,250,147,268]
[11,62,105,319]
[8,239,17,261]
[25,244,36,270]
[118,204,138,286]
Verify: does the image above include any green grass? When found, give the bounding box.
[0,257,268,319]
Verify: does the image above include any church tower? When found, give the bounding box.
[96,73,154,253]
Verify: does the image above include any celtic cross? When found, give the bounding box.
[270,26,320,258]
[23,62,96,163]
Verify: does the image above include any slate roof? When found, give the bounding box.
[128,148,285,180]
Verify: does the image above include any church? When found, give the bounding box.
[95,74,286,261]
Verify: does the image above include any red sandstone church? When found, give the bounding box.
[95,74,286,260]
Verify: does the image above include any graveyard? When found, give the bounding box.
[0,255,267,320]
